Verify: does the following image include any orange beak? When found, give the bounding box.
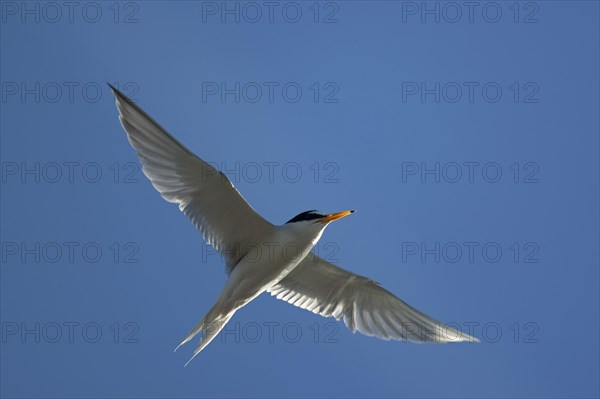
[319,210,355,223]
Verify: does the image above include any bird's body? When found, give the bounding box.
[108,84,478,365]
[176,220,329,362]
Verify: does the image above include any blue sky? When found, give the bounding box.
[1,1,599,398]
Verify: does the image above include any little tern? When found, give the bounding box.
[108,84,478,365]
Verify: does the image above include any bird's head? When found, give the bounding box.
[283,210,355,248]
[285,210,355,226]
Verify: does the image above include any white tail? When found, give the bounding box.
[175,306,236,366]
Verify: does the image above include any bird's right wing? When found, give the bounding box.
[109,85,274,269]
[268,253,478,342]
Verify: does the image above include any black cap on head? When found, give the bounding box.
[285,210,325,224]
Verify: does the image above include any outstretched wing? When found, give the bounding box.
[269,253,478,342]
[109,84,274,269]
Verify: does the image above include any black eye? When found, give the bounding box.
[285,210,323,224]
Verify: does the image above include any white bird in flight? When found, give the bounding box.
[108,84,478,365]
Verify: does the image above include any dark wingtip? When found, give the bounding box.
[106,82,118,93]
[106,82,134,104]
[107,82,123,100]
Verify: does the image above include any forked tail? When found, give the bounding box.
[175,308,235,366]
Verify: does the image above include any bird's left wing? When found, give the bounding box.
[268,253,478,342]
[109,85,274,269]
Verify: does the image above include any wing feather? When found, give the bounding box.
[268,253,478,343]
[110,85,273,269]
